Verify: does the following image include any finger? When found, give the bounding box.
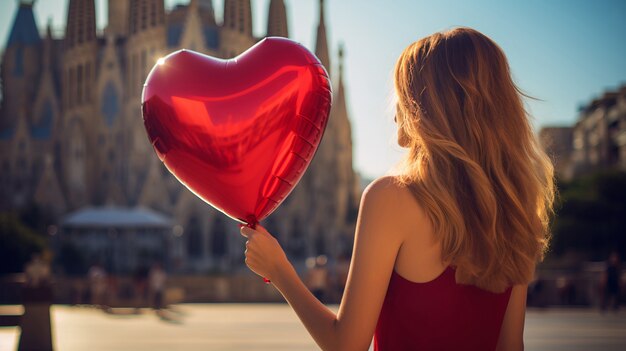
[240,226,256,238]
[244,245,254,256]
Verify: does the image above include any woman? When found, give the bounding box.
[241,27,555,351]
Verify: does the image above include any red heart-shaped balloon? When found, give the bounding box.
[142,37,332,225]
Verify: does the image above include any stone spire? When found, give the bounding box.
[6,0,41,48]
[334,44,348,122]
[0,0,42,130]
[333,43,355,177]
[63,0,98,109]
[314,0,330,72]
[330,43,359,233]
[106,0,129,37]
[128,0,165,35]
[267,0,288,38]
[223,0,253,37]
[42,18,53,70]
[65,0,96,49]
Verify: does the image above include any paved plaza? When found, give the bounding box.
[1,304,625,350]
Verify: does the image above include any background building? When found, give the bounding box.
[540,85,626,180]
[0,0,361,272]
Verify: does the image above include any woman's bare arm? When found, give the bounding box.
[495,284,528,351]
[242,177,407,351]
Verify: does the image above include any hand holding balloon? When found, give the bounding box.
[240,225,290,282]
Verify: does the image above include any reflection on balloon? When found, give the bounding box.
[142,37,332,226]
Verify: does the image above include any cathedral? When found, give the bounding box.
[0,0,360,271]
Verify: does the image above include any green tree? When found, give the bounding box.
[550,171,626,260]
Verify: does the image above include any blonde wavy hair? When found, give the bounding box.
[394,27,555,293]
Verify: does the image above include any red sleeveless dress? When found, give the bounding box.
[374,266,512,351]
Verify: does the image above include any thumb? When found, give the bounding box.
[240,225,255,238]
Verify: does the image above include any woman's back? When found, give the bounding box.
[373,180,514,351]
[374,266,512,351]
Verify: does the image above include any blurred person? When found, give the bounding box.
[149,262,167,310]
[70,280,85,305]
[306,255,329,303]
[133,264,149,308]
[556,276,576,305]
[24,253,51,287]
[88,263,107,308]
[242,27,555,351]
[601,251,622,312]
[107,274,119,307]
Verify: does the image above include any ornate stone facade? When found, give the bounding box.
[0,0,360,271]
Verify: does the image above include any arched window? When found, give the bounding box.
[77,64,83,104]
[101,82,120,127]
[186,215,203,258]
[67,117,86,189]
[238,5,245,33]
[68,67,75,107]
[210,216,227,257]
[32,99,54,139]
[150,0,157,26]
[289,218,305,258]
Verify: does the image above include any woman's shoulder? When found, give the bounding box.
[363,175,401,200]
[362,175,423,215]
[364,175,414,197]
[359,176,429,243]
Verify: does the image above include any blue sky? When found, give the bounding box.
[1,0,625,179]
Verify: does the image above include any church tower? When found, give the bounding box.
[302,0,341,256]
[0,1,42,130]
[267,0,289,38]
[106,0,129,37]
[0,0,42,208]
[127,0,166,99]
[330,44,360,238]
[295,0,359,257]
[223,0,253,36]
[221,0,255,57]
[125,0,167,205]
[29,21,64,210]
[61,0,98,209]
[314,0,330,72]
